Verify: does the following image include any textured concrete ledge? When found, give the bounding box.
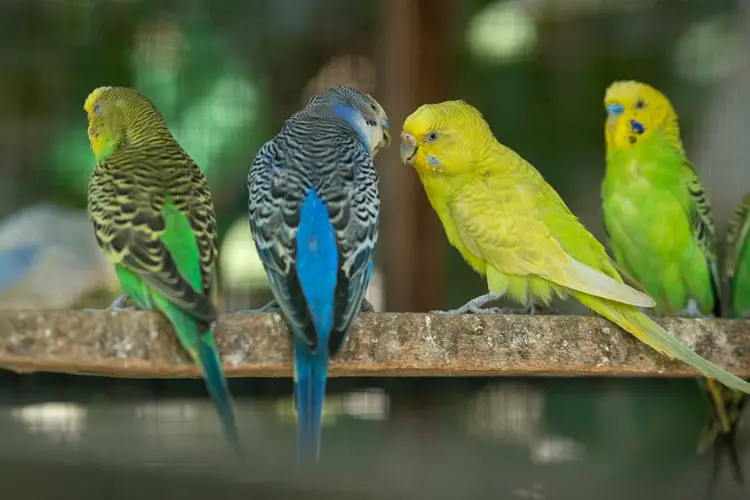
[0,310,749,378]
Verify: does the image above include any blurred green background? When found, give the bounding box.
[0,0,749,498]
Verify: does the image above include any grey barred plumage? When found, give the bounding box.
[248,89,385,353]
[247,84,389,462]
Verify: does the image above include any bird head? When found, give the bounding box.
[400,100,493,177]
[306,85,391,157]
[604,80,682,153]
[84,86,168,162]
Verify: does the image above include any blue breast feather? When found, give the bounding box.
[296,190,339,340]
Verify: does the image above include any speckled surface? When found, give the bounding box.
[0,310,748,378]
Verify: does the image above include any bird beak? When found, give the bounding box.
[400,132,418,165]
[380,119,391,149]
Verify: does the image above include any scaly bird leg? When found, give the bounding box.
[430,293,504,315]
[83,294,136,313]
[108,294,136,311]
[679,298,706,318]
[521,302,537,315]
[237,300,281,314]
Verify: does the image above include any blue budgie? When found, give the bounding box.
[247,85,390,462]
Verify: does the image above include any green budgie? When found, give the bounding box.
[719,193,750,480]
[84,86,241,457]
[602,80,743,491]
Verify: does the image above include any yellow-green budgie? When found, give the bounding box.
[602,80,744,489]
[399,100,750,396]
[84,86,241,456]
[714,192,750,485]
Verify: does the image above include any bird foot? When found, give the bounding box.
[679,299,705,318]
[82,295,136,313]
[237,300,281,314]
[107,294,137,312]
[429,293,504,315]
[504,303,560,315]
[519,303,537,315]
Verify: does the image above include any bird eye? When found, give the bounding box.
[93,103,103,116]
[370,103,377,111]
[426,131,438,142]
[635,100,645,109]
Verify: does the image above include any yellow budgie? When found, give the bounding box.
[399,100,750,394]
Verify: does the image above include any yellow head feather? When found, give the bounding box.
[604,80,684,154]
[83,86,168,162]
[400,100,496,177]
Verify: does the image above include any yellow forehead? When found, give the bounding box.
[604,80,667,107]
[83,86,112,115]
[403,105,435,136]
[403,101,477,136]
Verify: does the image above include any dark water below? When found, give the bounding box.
[0,373,746,500]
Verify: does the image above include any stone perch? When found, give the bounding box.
[0,310,749,378]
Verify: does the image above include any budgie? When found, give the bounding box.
[399,100,750,396]
[84,86,241,456]
[0,203,119,309]
[247,85,390,462]
[602,80,744,491]
[715,192,750,485]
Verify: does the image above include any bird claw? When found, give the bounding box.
[106,295,136,312]
[468,306,505,315]
[429,305,504,315]
[238,300,281,314]
[108,306,137,312]
[430,293,505,315]
[506,303,537,315]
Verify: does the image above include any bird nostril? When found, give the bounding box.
[400,133,417,147]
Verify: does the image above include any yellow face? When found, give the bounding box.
[604,80,677,151]
[83,86,125,161]
[400,101,487,177]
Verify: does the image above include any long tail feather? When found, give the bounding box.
[163,302,242,458]
[197,333,243,459]
[576,294,750,394]
[294,346,328,464]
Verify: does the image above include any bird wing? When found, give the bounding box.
[726,193,750,287]
[248,133,378,355]
[326,138,379,355]
[88,146,216,324]
[683,160,721,313]
[449,162,654,308]
[248,138,313,345]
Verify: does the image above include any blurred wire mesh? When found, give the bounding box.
[0,0,749,498]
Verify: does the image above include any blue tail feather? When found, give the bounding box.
[293,189,338,462]
[197,335,243,459]
[296,190,338,338]
[294,344,328,463]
